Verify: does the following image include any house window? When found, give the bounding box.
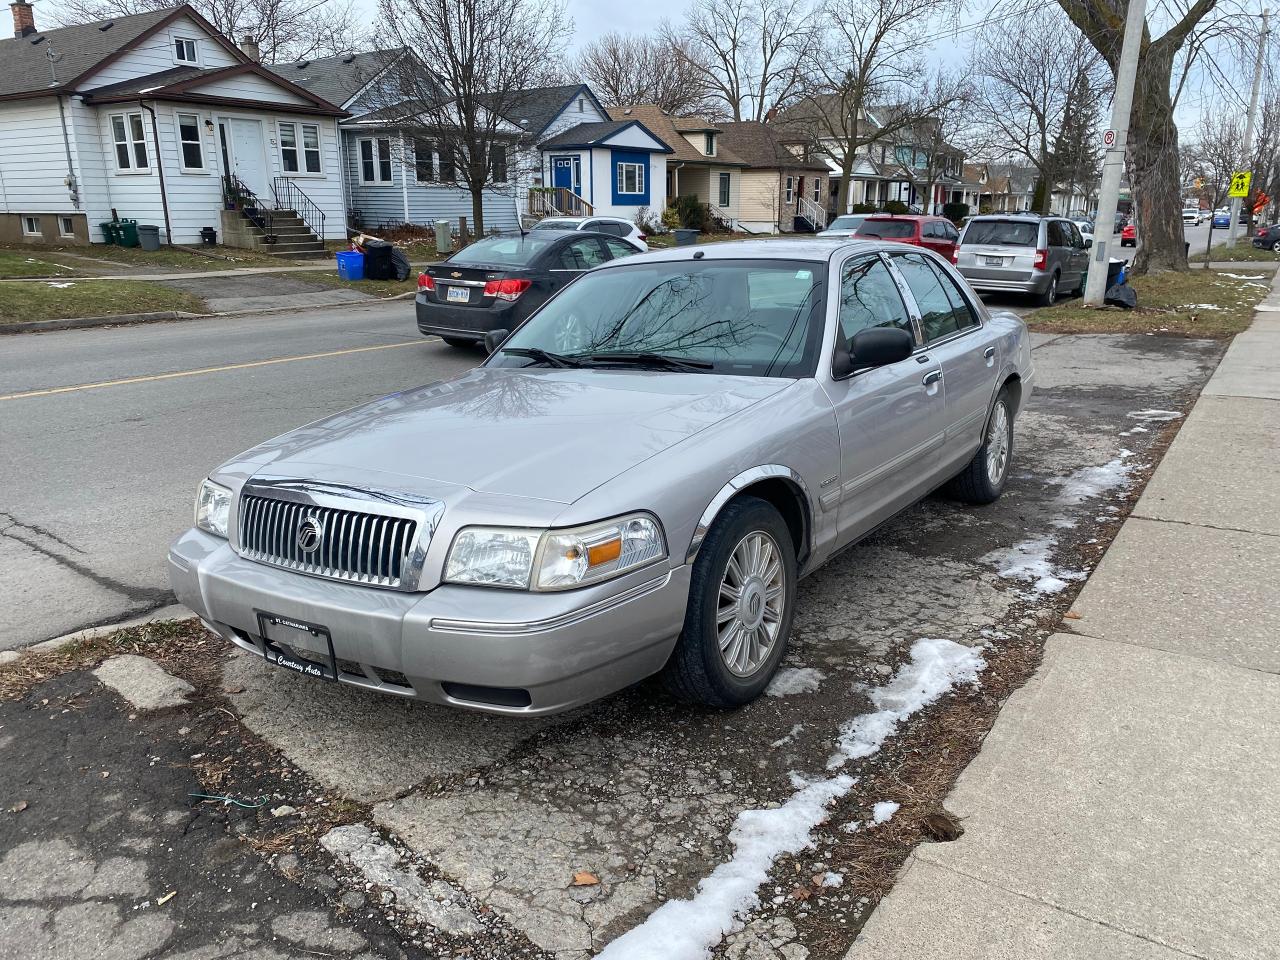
[578,97,585,111]
[280,122,321,174]
[358,137,392,183]
[718,171,730,207]
[785,176,793,202]
[617,161,644,194]
[174,37,198,64]
[59,216,75,237]
[110,113,149,171]
[22,216,41,237]
[439,144,457,182]
[490,144,507,183]
[177,113,203,170]
[705,133,716,156]
[413,139,435,181]
[812,178,821,202]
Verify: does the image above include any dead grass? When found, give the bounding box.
[1190,244,1278,263]
[0,242,280,276]
[1028,268,1271,338]
[290,269,417,298]
[0,279,205,323]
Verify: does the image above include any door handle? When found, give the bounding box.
[984,347,995,359]
[922,370,942,386]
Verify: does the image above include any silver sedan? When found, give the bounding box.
[169,240,1033,716]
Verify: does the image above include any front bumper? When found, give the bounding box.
[169,529,690,716]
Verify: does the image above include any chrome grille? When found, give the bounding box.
[238,494,419,589]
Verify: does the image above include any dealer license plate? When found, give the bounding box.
[446,286,470,304]
[256,612,337,682]
[983,256,1004,266]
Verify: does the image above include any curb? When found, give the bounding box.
[17,604,195,657]
[0,290,417,335]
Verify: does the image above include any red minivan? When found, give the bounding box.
[855,215,961,261]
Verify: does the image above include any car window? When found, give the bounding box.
[1066,222,1083,247]
[925,260,979,331]
[449,234,559,265]
[580,220,601,232]
[857,219,916,239]
[892,252,970,343]
[557,237,608,270]
[532,218,575,231]
[943,223,959,241]
[603,238,639,259]
[962,220,1038,246]
[838,255,914,344]
[1047,221,1066,247]
[828,215,864,231]
[600,222,629,236]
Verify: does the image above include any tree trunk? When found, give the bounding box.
[471,188,486,238]
[1128,56,1185,273]
[836,146,856,214]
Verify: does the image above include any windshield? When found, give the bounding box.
[488,259,828,378]
[828,215,865,231]
[963,220,1039,246]
[856,219,915,239]
[532,219,577,230]
[449,235,558,266]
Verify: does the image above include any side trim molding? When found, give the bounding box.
[686,465,815,564]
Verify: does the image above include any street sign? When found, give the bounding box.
[1229,171,1252,197]
[1102,129,1116,148]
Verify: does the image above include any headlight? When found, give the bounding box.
[444,514,666,591]
[195,479,232,538]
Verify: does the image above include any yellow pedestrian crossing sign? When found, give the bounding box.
[1229,171,1251,197]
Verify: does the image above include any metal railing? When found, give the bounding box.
[223,173,275,242]
[272,177,326,242]
[528,187,593,219]
[796,195,828,230]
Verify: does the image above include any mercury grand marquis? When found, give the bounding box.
[168,239,1033,716]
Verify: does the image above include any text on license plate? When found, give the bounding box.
[983,256,1004,266]
[446,286,470,303]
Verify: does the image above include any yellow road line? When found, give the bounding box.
[0,341,428,402]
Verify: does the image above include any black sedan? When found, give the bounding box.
[416,229,642,347]
[1252,223,1280,253]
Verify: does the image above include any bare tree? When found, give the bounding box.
[1183,113,1243,255]
[52,0,364,63]
[575,29,715,115]
[971,8,1108,216]
[375,0,567,236]
[780,0,956,214]
[670,0,819,122]
[897,72,976,215]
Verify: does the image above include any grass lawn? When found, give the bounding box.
[0,279,205,324]
[1190,243,1278,263]
[0,250,79,278]
[1028,269,1271,338]
[291,270,418,298]
[0,242,281,276]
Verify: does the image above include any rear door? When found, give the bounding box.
[547,235,609,293]
[601,237,642,261]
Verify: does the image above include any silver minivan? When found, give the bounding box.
[956,215,1089,306]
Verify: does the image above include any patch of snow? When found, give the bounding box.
[839,820,862,834]
[1050,518,1077,528]
[982,537,1084,594]
[1186,303,1223,310]
[1222,272,1266,280]
[819,872,844,888]
[765,667,825,697]
[598,639,984,960]
[871,801,900,825]
[1053,458,1133,505]
[1127,409,1183,422]
[46,281,75,289]
[771,724,806,749]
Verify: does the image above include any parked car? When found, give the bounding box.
[1212,210,1231,229]
[1120,222,1136,247]
[1252,223,1280,252]
[530,216,648,251]
[1073,220,1094,246]
[854,215,960,261]
[169,239,1033,716]
[1113,213,1127,234]
[955,214,1089,306]
[1182,208,1205,226]
[817,214,868,238]
[415,230,641,348]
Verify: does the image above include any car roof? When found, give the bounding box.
[968,213,1043,222]
[863,214,940,222]
[537,215,630,224]
[593,237,904,267]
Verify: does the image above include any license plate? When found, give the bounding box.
[983,256,1004,266]
[256,612,337,682]
[446,286,470,304]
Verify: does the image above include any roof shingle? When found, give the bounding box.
[267,49,403,110]
[606,105,747,166]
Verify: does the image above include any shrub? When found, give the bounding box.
[673,194,712,231]
[661,206,682,230]
[634,205,662,235]
[942,202,970,223]
[848,203,877,214]
[882,200,910,215]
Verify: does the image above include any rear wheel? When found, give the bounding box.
[1271,239,1280,254]
[1034,272,1058,307]
[441,336,476,349]
[947,387,1014,504]
[663,497,796,708]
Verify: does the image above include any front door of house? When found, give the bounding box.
[551,155,579,195]
[219,118,270,203]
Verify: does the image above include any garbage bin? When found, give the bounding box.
[98,221,118,245]
[137,224,161,251]
[1106,258,1127,289]
[673,229,700,246]
[335,250,365,281]
[116,219,139,248]
[361,238,395,280]
[200,226,218,247]
[435,219,453,255]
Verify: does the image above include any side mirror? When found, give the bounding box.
[833,327,914,378]
[1084,238,1093,248]
[484,329,510,355]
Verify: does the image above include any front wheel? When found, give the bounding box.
[663,497,797,708]
[441,336,476,349]
[1271,240,1280,254]
[947,388,1014,505]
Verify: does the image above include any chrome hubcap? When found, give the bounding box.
[716,531,785,678]
[986,401,1010,484]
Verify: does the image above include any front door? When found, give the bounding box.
[219,118,270,202]
[551,155,579,195]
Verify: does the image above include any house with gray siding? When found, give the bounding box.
[0,2,348,250]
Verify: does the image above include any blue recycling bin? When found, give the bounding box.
[335,250,365,282]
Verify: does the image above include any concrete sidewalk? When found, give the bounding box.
[849,276,1280,959]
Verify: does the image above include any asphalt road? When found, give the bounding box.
[0,302,475,649]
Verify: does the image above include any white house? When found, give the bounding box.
[536,118,673,221]
[0,2,348,251]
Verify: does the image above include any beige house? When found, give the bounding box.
[717,121,830,232]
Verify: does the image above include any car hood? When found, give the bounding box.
[224,368,792,505]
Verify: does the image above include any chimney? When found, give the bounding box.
[11,0,35,38]
[239,34,260,61]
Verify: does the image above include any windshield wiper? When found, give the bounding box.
[499,347,585,368]
[584,351,714,371]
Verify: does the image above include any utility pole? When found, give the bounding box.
[1228,9,1269,248]
[1085,0,1148,305]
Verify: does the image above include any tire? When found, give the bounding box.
[1271,240,1280,254]
[441,336,475,349]
[1034,272,1058,307]
[663,496,797,708]
[947,387,1014,505]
